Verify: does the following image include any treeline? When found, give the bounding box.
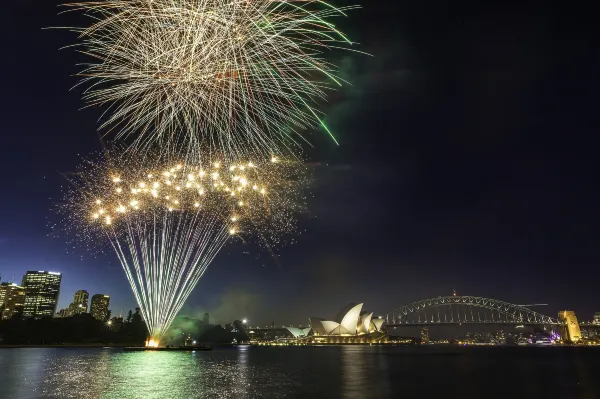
[0,309,147,345]
[0,310,249,345]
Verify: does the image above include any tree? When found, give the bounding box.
[129,308,148,340]
[105,310,112,322]
[132,308,142,325]
[126,310,133,323]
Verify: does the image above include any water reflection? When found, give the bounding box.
[1,346,600,398]
[0,348,48,398]
[340,347,391,399]
[42,349,111,398]
[104,351,199,398]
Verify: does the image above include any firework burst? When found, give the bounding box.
[58,152,307,341]
[61,0,360,161]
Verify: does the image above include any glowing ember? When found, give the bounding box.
[145,338,160,348]
[56,152,306,342]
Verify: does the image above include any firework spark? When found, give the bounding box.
[61,0,360,160]
[58,153,306,341]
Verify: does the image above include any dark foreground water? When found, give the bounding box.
[1,346,600,399]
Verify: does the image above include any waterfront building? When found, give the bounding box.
[248,327,292,342]
[0,283,26,320]
[21,271,62,318]
[90,294,110,321]
[593,312,600,325]
[74,290,89,312]
[0,282,9,307]
[286,327,312,338]
[301,303,387,344]
[421,326,429,343]
[558,310,582,343]
[65,290,89,316]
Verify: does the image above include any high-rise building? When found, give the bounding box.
[0,283,8,307]
[593,312,600,325]
[420,326,429,343]
[0,283,26,320]
[21,271,62,318]
[69,290,89,315]
[90,294,110,321]
[558,310,582,343]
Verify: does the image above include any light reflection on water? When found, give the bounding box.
[1,346,600,398]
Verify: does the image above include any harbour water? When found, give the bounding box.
[1,346,599,398]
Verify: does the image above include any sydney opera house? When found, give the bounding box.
[286,303,387,344]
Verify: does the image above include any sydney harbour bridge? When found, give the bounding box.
[382,295,559,328]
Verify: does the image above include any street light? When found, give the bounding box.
[242,319,247,324]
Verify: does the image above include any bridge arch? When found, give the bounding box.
[383,296,558,326]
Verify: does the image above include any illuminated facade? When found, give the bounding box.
[301,303,387,343]
[0,283,8,307]
[74,290,89,312]
[21,271,62,318]
[0,283,26,320]
[558,310,581,343]
[593,312,600,325]
[65,290,89,316]
[90,294,110,321]
[286,327,312,338]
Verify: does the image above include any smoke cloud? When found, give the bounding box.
[181,287,262,326]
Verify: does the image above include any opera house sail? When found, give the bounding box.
[286,303,388,344]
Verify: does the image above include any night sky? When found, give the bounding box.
[1,1,598,325]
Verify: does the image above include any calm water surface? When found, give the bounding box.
[1,346,599,398]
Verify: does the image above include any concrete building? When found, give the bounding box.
[288,303,388,344]
[0,282,9,307]
[558,310,582,343]
[65,290,89,317]
[0,283,26,320]
[90,294,110,321]
[21,271,62,318]
[74,290,89,312]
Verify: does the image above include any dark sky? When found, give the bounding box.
[1,1,598,325]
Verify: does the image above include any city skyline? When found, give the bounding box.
[1,0,599,397]
[1,0,599,325]
[0,271,115,320]
[1,269,599,327]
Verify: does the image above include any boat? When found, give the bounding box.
[123,345,212,352]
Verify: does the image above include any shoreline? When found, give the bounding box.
[2,343,598,349]
[0,344,134,348]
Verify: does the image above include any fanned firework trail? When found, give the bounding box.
[59,154,306,341]
[62,0,361,161]
[56,0,358,344]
